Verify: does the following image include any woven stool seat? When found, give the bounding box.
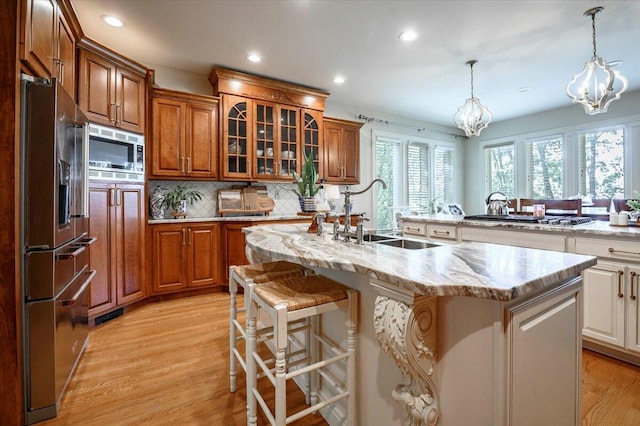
[254,275,349,311]
[233,260,307,283]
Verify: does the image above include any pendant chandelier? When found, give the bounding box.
[566,6,628,115]
[453,60,492,137]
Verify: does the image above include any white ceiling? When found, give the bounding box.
[70,0,640,127]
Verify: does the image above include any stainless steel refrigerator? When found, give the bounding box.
[20,76,96,424]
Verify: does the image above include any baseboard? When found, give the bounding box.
[583,340,640,367]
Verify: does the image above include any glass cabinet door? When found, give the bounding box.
[279,106,299,178]
[303,109,322,176]
[254,102,276,178]
[224,96,251,179]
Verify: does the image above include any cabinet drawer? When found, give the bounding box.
[427,224,458,241]
[402,222,427,237]
[460,227,566,251]
[575,238,640,261]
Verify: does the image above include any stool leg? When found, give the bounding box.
[309,315,319,407]
[346,290,358,426]
[246,291,258,426]
[274,305,288,426]
[304,317,311,405]
[229,268,238,393]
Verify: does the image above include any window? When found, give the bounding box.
[374,133,457,229]
[578,127,624,198]
[484,144,515,198]
[525,135,564,199]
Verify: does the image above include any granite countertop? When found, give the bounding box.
[243,223,597,302]
[148,214,307,225]
[400,214,640,237]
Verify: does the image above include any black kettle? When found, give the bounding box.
[485,192,510,215]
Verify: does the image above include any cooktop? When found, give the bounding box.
[464,214,593,226]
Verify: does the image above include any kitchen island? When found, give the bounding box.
[243,224,597,426]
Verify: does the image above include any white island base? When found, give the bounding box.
[247,258,583,426]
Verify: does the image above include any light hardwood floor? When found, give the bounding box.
[41,293,640,425]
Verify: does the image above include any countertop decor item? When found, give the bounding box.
[161,184,203,218]
[292,151,320,212]
[453,59,492,137]
[566,6,628,115]
[149,187,166,219]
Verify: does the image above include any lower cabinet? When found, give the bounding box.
[221,222,253,283]
[89,183,146,317]
[150,223,221,293]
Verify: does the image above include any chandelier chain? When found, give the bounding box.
[469,62,475,98]
[591,12,597,59]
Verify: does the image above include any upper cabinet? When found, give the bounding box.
[323,117,363,184]
[77,39,147,134]
[149,88,219,179]
[20,0,80,98]
[210,67,328,182]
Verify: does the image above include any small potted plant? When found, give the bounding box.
[626,193,640,223]
[161,184,204,218]
[292,151,320,212]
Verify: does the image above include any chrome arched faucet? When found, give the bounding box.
[337,178,387,242]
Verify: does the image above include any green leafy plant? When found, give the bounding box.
[627,191,640,211]
[292,151,320,197]
[160,185,203,212]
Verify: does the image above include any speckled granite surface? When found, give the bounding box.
[243,224,597,302]
[401,214,640,237]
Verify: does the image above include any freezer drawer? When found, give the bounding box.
[26,268,95,424]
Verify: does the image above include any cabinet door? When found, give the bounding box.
[56,10,75,98]
[341,125,360,183]
[222,223,251,283]
[221,95,252,180]
[582,261,626,348]
[20,0,56,77]
[187,224,220,287]
[186,102,217,178]
[88,184,117,315]
[115,184,145,304]
[323,122,342,182]
[151,97,186,177]
[116,66,146,133]
[151,225,187,293]
[78,50,116,126]
[277,105,299,179]
[253,101,277,179]
[627,266,640,353]
[302,109,323,176]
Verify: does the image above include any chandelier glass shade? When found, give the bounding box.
[566,7,628,115]
[453,60,492,137]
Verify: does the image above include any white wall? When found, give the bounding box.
[464,89,640,215]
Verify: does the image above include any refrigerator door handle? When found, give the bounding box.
[56,244,86,261]
[59,270,96,306]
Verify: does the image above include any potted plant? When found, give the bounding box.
[626,193,640,223]
[161,184,204,218]
[292,151,320,212]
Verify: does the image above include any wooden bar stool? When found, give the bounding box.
[246,275,358,426]
[229,261,309,393]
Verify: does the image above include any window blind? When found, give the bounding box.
[434,146,453,203]
[525,136,563,199]
[484,143,515,198]
[407,143,430,213]
[375,137,402,229]
[578,127,624,198]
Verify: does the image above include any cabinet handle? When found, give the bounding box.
[631,272,638,301]
[433,230,450,235]
[116,188,122,206]
[617,270,624,298]
[187,157,191,173]
[180,157,185,174]
[188,228,192,246]
[110,104,117,124]
[182,228,186,246]
[608,247,640,257]
[109,188,116,206]
[116,105,122,125]
[406,227,421,232]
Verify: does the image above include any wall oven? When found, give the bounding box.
[88,123,145,182]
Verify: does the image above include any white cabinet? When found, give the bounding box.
[575,237,640,356]
[460,226,566,251]
[401,220,459,242]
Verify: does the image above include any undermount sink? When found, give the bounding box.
[376,239,439,250]
[361,234,396,242]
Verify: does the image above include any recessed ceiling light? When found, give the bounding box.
[519,87,530,93]
[247,53,262,63]
[333,76,345,84]
[399,29,419,42]
[102,15,124,27]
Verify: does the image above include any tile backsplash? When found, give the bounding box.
[148,180,306,218]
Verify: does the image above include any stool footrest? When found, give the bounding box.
[287,351,349,380]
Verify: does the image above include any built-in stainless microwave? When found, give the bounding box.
[88,123,144,182]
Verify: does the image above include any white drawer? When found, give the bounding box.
[427,224,458,241]
[575,237,640,261]
[460,227,566,251]
[402,222,427,236]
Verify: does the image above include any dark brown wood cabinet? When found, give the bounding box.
[150,88,218,179]
[78,41,147,133]
[323,117,362,184]
[150,223,221,293]
[20,0,77,97]
[88,182,146,317]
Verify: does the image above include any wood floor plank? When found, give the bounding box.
[40,293,640,425]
